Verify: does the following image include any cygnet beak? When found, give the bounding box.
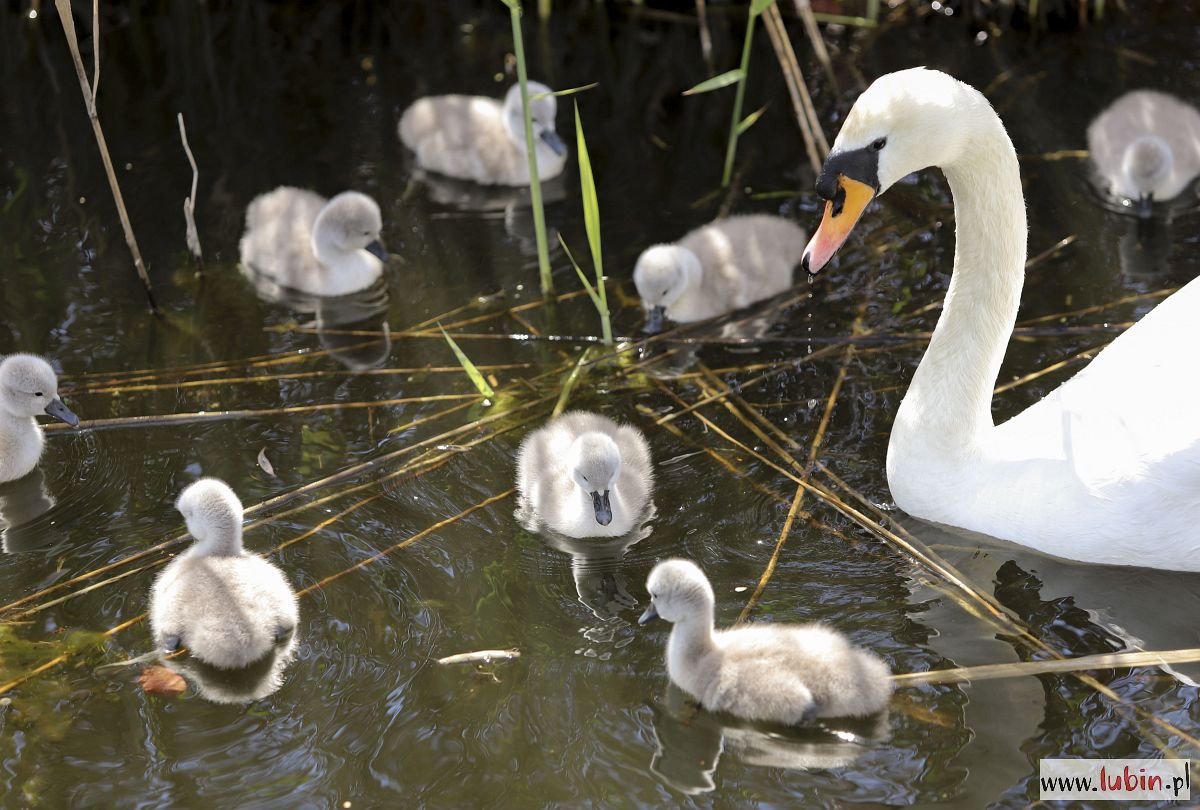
[638,604,660,625]
[645,305,666,335]
[365,240,389,262]
[591,490,612,526]
[540,129,568,157]
[45,398,79,428]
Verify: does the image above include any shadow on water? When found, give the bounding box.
[1,0,1200,807]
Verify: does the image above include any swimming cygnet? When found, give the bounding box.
[633,214,807,333]
[150,478,299,670]
[239,187,388,297]
[639,560,892,725]
[1087,90,1200,214]
[399,82,568,186]
[0,354,79,484]
[515,411,653,538]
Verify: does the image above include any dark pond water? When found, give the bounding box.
[2,1,1200,807]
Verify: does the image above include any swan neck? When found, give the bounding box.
[670,608,717,657]
[899,119,1027,450]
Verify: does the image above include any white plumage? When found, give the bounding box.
[639,560,892,725]
[150,478,298,670]
[515,411,653,538]
[803,67,1200,571]
[633,215,806,331]
[1087,90,1200,207]
[239,187,387,297]
[0,354,79,483]
[398,82,568,186]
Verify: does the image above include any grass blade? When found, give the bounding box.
[531,82,599,100]
[750,0,776,15]
[572,102,612,346]
[439,324,496,399]
[736,104,768,135]
[682,68,745,96]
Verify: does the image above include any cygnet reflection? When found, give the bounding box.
[0,467,62,553]
[415,168,568,258]
[165,631,298,704]
[535,516,654,623]
[1117,214,1176,279]
[241,264,393,371]
[649,685,887,795]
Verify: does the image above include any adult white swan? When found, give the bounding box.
[802,68,1200,572]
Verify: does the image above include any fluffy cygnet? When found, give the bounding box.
[515,411,653,538]
[634,214,807,332]
[399,82,568,186]
[640,560,892,725]
[239,187,388,297]
[150,478,299,670]
[1087,90,1200,213]
[0,354,79,483]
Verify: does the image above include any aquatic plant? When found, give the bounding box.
[439,324,497,400]
[500,0,554,295]
[558,102,612,346]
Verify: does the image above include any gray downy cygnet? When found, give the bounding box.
[1087,90,1200,215]
[0,354,79,484]
[239,187,388,297]
[633,214,807,333]
[398,82,568,186]
[639,559,892,725]
[516,411,653,538]
[150,478,299,670]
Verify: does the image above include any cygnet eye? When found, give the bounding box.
[34,392,43,397]
[871,137,887,151]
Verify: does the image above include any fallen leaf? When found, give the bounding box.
[257,447,275,477]
[139,665,186,697]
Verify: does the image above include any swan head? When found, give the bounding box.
[638,558,714,626]
[633,245,703,333]
[0,354,78,426]
[176,478,245,556]
[312,191,387,264]
[504,82,568,158]
[1121,135,1173,213]
[802,67,988,273]
[569,432,621,526]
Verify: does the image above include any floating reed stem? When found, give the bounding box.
[895,648,1200,686]
[177,112,202,268]
[53,0,160,315]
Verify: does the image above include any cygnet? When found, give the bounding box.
[515,411,653,538]
[150,478,299,670]
[639,559,892,725]
[634,214,807,332]
[239,187,388,297]
[1087,90,1200,214]
[399,82,568,186]
[0,354,79,483]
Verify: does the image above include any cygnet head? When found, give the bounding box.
[1122,135,1173,213]
[312,191,388,263]
[504,82,567,158]
[633,245,703,333]
[176,478,245,556]
[803,68,991,273]
[0,354,79,427]
[639,559,714,626]
[569,432,621,527]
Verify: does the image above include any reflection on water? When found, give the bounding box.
[169,633,299,705]
[0,468,60,553]
[649,684,887,795]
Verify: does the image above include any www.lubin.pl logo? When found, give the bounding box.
[1040,759,1191,801]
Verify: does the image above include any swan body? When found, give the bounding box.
[150,478,299,669]
[0,354,79,483]
[399,82,568,186]
[515,411,653,538]
[639,560,892,724]
[239,188,387,297]
[1087,90,1200,208]
[633,214,806,332]
[802,67,1200,571]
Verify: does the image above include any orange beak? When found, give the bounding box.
[801,176,876,274]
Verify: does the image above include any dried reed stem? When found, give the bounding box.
[53,0,159,315]
[895,648,1200,686]
[177,112,202,267]
[762,2,827,173]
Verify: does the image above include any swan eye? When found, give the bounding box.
[871,137,887,151]
[34,392,43,397]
